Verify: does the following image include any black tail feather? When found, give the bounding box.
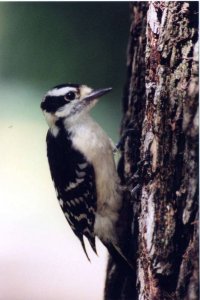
[104,242,134,271]
[78,234,98,261]
[79,235,91,261]
[87,235,98,256]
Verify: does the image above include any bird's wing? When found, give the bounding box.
[46,130,97,258]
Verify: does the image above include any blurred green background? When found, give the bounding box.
[0,2,129,141]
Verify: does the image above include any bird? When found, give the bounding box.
[40,83,128,264]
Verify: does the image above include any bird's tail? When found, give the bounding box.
[104,241,134,271]
[78,234,97,262]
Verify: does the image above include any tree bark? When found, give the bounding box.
[104,2,199,300]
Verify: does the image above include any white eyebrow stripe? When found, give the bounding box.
[47,87,77,97]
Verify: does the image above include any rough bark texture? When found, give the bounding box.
[104,2,198,300]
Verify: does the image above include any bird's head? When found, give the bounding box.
[41,83,112,127]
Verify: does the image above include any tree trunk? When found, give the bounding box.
[104,2,199,300]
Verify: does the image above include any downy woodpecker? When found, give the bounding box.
[41,83,124,262]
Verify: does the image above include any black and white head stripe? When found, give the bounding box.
[41,83,81,113]
[46,86,78,97]
[53,83,80,89]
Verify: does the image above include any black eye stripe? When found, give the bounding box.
[41,96,67,112]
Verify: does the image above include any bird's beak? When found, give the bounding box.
[83,87,112,102]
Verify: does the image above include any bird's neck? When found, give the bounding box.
[49,113,92,137]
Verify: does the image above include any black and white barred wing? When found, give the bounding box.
[46,130,97,258]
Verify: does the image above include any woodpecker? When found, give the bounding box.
[41,83,124,262]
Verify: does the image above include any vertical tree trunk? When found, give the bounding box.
[105,2,198,300]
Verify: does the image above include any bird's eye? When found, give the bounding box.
[64,91,76,101]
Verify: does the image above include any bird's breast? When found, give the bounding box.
[69,118,121,214]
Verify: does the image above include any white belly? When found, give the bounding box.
[69,115,122,242]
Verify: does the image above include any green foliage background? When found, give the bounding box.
[0,2,129,141]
